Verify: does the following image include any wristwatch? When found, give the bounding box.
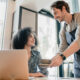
[60,54,66,60]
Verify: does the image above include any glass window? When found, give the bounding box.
[64,0,73,13]
[64,0,79,13]
[38,13,58,76]
[38,14,58,59]
[78,0,80,12]
[0,0,7,49]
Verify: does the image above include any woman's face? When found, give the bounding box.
[27,33,35,47]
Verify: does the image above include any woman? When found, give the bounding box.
[12,27,48,77]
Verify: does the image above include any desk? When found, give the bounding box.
[29,77,80,80]
[0,77,80,80]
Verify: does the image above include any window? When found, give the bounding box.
[64,0,73,13]
[0,0,7,49]
[78,0,80,12]
[64,0,79,13]
[38,14,58,76]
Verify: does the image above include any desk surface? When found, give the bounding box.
[29,77,80,80]
[0,77,80,80]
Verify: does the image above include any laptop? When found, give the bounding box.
[0,49,29,79]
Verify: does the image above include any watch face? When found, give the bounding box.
[60,54,66,60]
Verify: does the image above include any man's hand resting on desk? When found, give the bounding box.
[29,72,45,77]
[49,54,63,67]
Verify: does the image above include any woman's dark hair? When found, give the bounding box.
[51,1,70,13]
[13,27,37,49]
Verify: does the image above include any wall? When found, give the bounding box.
[13,0,23,33]
[3,0,15,49]
[20,7,37,32]
[13,0,37,35]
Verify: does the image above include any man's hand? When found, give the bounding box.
[49,54,63,67]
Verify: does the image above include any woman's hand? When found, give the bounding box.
[49,54,63,67]
[29,72,45,77]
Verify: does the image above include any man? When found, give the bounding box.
[50,1,80,77]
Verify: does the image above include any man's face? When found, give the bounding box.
[53,8,65,22]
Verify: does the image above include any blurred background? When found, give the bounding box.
[0,0,80,77]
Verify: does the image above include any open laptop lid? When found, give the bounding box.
[0,49,29,79]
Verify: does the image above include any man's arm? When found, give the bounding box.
[63,39,80,58]
[50,39,80,67]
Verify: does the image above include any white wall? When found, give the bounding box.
[13,0,23,33]
[21,0,57,12]
[13,0,37,33]
[3,0,15,49]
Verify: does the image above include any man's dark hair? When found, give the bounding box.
[13,27,37,49]
[51,1,70,13]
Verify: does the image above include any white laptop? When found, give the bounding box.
[0,49,29,79]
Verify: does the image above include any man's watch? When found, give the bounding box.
[60,54,66,60]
